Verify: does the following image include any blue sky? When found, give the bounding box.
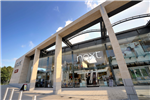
[1,0,150,67]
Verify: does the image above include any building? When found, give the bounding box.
[10,0,150,99]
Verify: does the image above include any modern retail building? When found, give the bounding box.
[10,0,150,99]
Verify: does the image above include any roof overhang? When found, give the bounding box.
[24,0,141,57]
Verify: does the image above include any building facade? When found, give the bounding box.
[10,0,149,99]
[25,23,150,88]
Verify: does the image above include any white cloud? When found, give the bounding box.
[2,58,18,67]
[54,6,59,12]
[56,20,73,32]
[2,58,18,62]
[56,27,63,32]
[65,20,73,26]
[21,45,25,48]
[13,58,18,61]
[85,0,106,9]
[29,41,35,49]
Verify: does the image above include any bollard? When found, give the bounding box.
[3,88,9,100]
[18,91,23,100]
[32,95,36,100]
[9,89,14,100]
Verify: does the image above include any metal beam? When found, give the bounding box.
[100,20,107,40]
[62,38,72,49]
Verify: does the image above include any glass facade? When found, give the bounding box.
[31,43,114,88]
[35,55,55,88]
[106,32,150,85]
[62,44,113,88]
[26,24,150,88]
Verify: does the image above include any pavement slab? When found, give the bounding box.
[1,85,150,100]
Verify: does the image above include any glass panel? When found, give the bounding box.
[106,31,150,85]
[134,69,142,77]
[67,44,113,87]
[35,55,54,88]
[70,22,101,44]
[129,69,136,79]
[62,51,73,88]
[141,69,148,76]
[138,33,150,52]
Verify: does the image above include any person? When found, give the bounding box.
[63,79,66,87]
[98,76,100,84]
[106,77,109,87]
[93,74,96,85]
[86,73,90,86]
[109,75,113,87]
[78,77,81,84]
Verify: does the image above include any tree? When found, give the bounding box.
[1,66,13,84]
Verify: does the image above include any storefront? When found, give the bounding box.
[25,29,150,88]
[26,44,114,88]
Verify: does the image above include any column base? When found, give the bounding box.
[53,89,61,95]
[123,79,139,100]
[29,83,35,91]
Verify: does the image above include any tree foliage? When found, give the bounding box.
[1,66,13,84]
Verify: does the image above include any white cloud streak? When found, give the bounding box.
[56,27,63,32]
[2,58,18,62]
[21,45,25,48]
[85,0,106,9]
[13,58,18,61]
[54,6,59,12]
[29,41,35,49]
[56,20,73,32]
[65,20,73,26]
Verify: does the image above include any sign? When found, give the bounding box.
[15,60,22,68]
[24,84,27,91]
[20,84,28,91]
[77,51,102,62]
[14,69,19,73]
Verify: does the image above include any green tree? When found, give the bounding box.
[1,66,13,85]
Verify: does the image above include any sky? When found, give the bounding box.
[1,0,150,67]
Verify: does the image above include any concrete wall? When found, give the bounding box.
[10,55,30,84]
[10,56,25,83]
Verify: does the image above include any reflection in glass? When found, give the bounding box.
[141,69,148,77]
[106,32,150,85]
[35,56,54,88]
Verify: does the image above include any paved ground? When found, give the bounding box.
[1,85,150,100]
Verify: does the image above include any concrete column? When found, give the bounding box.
[53,34,62,94]
[29,48,40,91]
[19,56,30,83]
[100,5,138,100]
